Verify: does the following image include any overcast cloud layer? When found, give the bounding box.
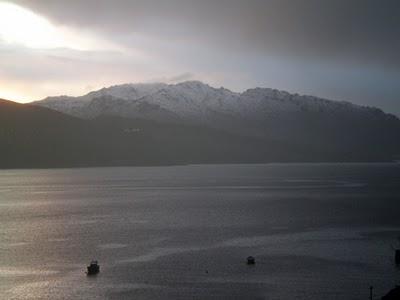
[1,0,400,115]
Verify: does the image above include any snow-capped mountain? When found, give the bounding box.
[34,80,395,126]
[34,80,399,144]
[26,81,400,162]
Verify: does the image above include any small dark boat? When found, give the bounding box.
[247,256,255,265]
[87,260,100,275]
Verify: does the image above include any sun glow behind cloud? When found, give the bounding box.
[0,1,131,102]
[0,2,71,49]
[0,1,120,51]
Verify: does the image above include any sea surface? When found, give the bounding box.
[0,163,400,299]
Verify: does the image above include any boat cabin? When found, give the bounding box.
[87,260,100,275]
[247,256,255,265]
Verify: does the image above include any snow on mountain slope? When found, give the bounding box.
[33,81,396,126]
[84,82,169,102]
[34,81,243,123]
[238,87,390,120]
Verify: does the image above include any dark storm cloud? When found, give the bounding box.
[13,0,400,70]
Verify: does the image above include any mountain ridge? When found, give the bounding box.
[1,80,399,169]
[32,81,400,143]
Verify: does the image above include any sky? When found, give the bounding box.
[0,0,399,116]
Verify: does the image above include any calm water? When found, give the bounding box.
[0,163,400,299]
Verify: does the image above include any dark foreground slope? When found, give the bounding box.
[0,99,86,168]
[0,99,287,168]
[1,99,399,169]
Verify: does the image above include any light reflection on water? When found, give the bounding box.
[0,163,400,299]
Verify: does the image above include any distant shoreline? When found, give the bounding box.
[0,160,398,171]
